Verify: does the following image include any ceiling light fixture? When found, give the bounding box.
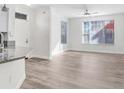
[26,4,31,6]
[2,4,8,12]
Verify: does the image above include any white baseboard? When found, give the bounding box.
[16,73,26,89]
[68,49,124,55]
[51,49,67,56]
[28,54,50,60]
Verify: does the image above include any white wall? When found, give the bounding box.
[30,6,51,59]
[50,7,69,57]
[29,6,69,59]
[69,13,124,54]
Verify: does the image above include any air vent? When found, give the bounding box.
[15,12,27,20]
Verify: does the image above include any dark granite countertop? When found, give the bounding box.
[0,47,30,64]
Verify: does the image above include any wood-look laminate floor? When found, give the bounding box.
[21,51,124,89]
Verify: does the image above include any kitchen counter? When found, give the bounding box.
[0,47,30,64]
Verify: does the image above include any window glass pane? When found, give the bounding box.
[83,20,114,44]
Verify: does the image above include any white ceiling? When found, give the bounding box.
[30,4,124,18]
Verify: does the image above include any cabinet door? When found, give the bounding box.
[8,5,16,41]
[0,59,25,89]
[0,11,8,32]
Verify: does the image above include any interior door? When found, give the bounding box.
[15,18,29,48]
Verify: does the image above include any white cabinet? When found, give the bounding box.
[7,5,16,41]
[0,58,25,89]
[0,11,8,32]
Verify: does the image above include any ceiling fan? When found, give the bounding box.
[82,5,98,16]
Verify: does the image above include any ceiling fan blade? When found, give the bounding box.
[84,13,90,15]
[90,12,98,14]
[82,12,98,16]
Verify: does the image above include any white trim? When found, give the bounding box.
[28,54,50,60]
[68,49,124,55]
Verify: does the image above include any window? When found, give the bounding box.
[82,20,114,44]
[15,12,27,20]
[61,21,67,44]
